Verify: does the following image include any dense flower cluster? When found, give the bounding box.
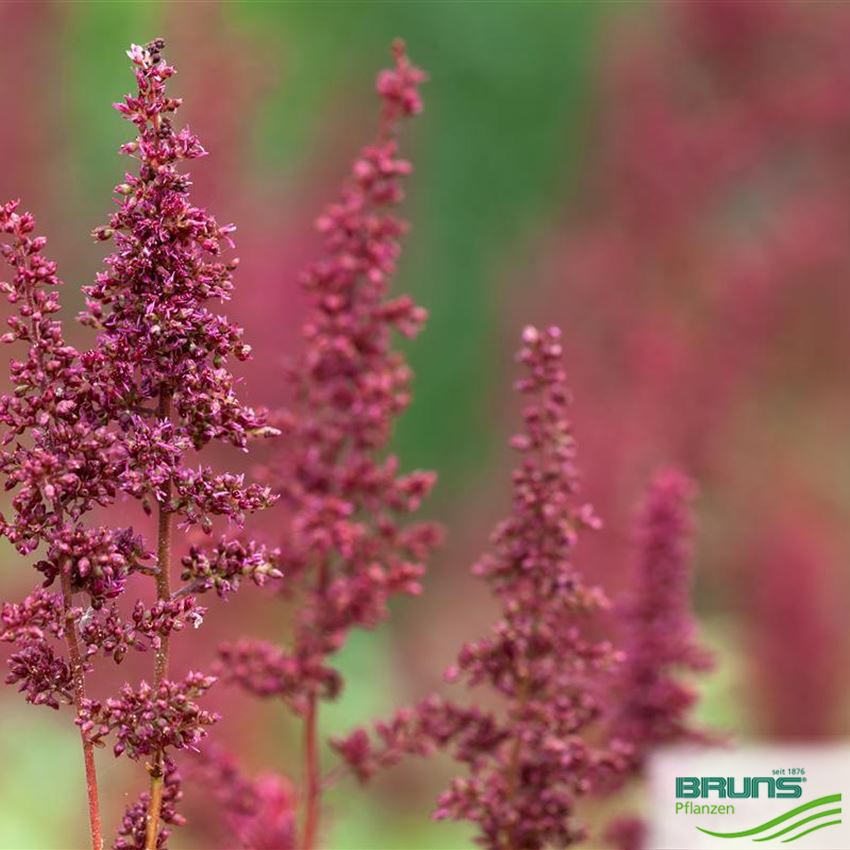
[79,597,205,663]
[114,757,185,850]
[1,588,66,644]
[0,204,118,563]
[0,199,115,846]
[6,639,74,709]
[36,526,150,607]
[336,327,628,850]
[218,41,433,850]
[84,36,275,534]
[0,28,729,850]
[596,468,712,849]
[180,538,280,599]
[0,201,114,573]
[77,673,218,759]
[82,39,272,455]
[609,467,712,765]
[0,38,274,850]
[242,39,433,700]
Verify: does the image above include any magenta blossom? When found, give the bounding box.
[217,41,435,850]
[335,326,629,850]
[0,38,275,850]
[607,467,713,766]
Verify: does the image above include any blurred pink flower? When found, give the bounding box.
[516,0,850,737]
[192,745,296,850]
[609,468,713,767]
[747,505,848,740]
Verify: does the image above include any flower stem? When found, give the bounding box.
[61,569,104,850]
[302,558,329,850]
[503,677,530,850]
[145,388,173,850]
[22,235,104,850]
[302,695,321,850]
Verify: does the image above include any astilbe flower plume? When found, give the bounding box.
[0,38,274,850]
[113,757,185,850]
[598,468,713,849]
[217,41,435,850]
[335,326,628,850]
[0,200,114,849]
[523,0,850,739]
[609,467,712,765]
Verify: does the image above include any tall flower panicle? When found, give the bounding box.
[335,326,627,850]
[0,39,274,850]
[609,467,712,765]
[0,199,115,850]
[83,36,274,492]
[598,469,712,849]
[520,5,850,756]
[0,203,120,563]
[217,41,434,850]
[83,38,276,850]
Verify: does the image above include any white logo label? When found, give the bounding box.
[647,745,850,850]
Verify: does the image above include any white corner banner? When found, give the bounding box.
[647,745,850,850]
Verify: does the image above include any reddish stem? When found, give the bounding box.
[152,390,174,684]
[61,569,104,850]
[301,558,330,850]
[145,388,173,850]
[302,696,321,850]
[502,677,531,850]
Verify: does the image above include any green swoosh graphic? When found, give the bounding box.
[696,794,842,838]
[782,819,842,843]
[754,809,842,842]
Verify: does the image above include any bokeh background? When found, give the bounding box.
[1,1,849,848]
